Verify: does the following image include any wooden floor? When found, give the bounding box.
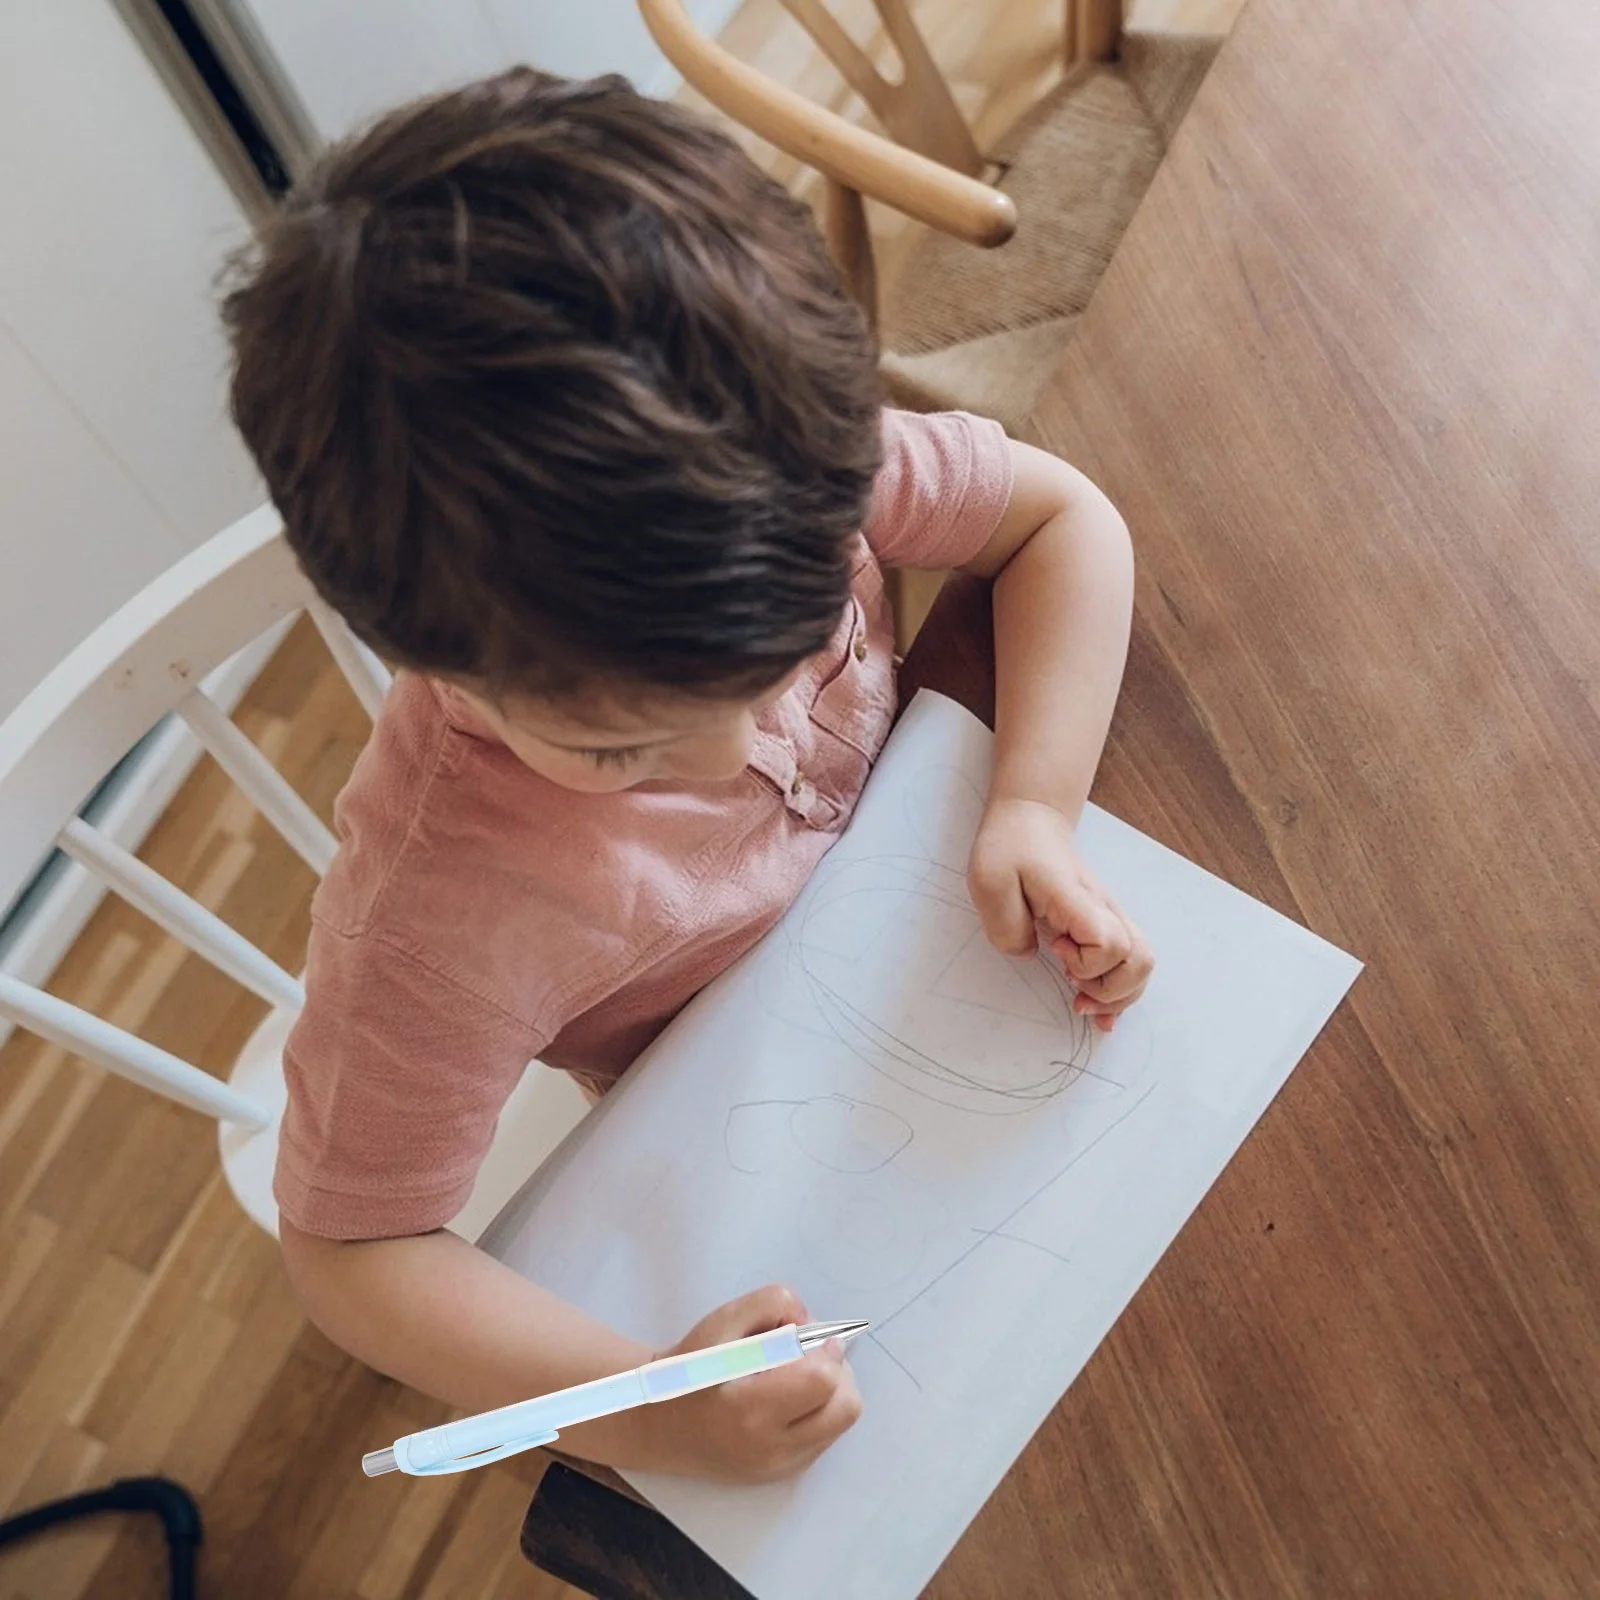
[0,3,1238,1596]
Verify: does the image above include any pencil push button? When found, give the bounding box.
[854,635,868,662]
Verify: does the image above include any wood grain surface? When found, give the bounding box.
[928,0,1600,1593]
[0,7,1129,1595]
[7,5,1161,1590]
[0,622,578,1600]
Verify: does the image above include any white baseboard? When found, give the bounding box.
[0,615,295,1049]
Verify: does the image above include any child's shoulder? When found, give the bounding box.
[308,674,694,1018]
[315,675,575,930]
[866,409,1014,569]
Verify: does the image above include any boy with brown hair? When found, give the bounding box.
[223,67,1151,1483]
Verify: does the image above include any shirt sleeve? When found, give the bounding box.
[863,408,1016,570]
[274,919,547,1241]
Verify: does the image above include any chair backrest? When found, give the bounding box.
[640,0,1123,314]
[775,0,984,179]
[0,507,389,1126]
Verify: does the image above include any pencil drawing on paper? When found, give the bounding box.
[719,1069,1157,1387]
[726,768,1163,1387]
[483,691,1367,1600]
[724,1093,913,1176]
[774,851,1105,1114]
[723,1093,949,1305]
[747,769,1134,1114]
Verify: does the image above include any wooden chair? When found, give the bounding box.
[641,0,1225,438]
[0,507,588,1240]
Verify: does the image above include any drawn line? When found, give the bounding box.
[722,1095,914,1175]
[723,1098,812,1174]
[804,938,1089,1098]
[926,928,1070,1026]
[863,1331,922,1391]
[790,855,1100,1114]
[967,1228,1073,1267]
[809,983,1093,1111]
[926,924,983,994]
[871,1082,1160,1335]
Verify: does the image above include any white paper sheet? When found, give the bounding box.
[483,690,1362,1599]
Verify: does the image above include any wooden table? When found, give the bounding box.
[986,0,1600,1591]
[524,0,1600,1592]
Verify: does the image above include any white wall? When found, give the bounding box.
[240,0,743,141]
[481,0,694,88]
[0,0,747,721]
[0,2,262,722]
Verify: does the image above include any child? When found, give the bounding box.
[222,68,1151,1483]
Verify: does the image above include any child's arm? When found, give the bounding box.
[959,439,1153,1029]
[279,1218,860,1481]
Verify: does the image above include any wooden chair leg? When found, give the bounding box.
[520,1462,754,1600]
[889,568,950,654]
[822,178,879,332]
[1066,0,1122,66]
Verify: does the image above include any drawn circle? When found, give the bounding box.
[790,1095,912,1172]
[800,1173,938,1292]
[795,856,1099,1114]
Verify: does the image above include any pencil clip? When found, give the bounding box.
[406,1428,561,1476]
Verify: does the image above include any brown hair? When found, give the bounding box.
[222,69,882,703]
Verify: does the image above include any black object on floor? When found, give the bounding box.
[0,1476,203,1599]
[522,1461,755,1600]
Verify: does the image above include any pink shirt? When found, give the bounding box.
[276,409,1014,1239]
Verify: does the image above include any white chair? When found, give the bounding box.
[0,506,589,1239]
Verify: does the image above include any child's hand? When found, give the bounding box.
[641,1285,863,1482]
[968,797,1153,1032]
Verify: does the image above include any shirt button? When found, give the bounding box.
[853,636,868,662]
[790,774,804,796]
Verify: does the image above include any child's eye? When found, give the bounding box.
[580,746,647,771]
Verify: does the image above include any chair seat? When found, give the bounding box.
[879,31,1222,435]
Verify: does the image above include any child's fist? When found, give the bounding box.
[645,1285,862,1482]
[967,797,1153,1032]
